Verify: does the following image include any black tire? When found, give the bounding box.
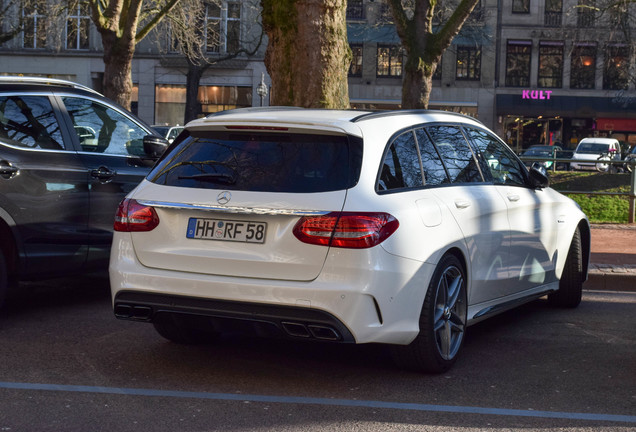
[391,254,468,373]
[549,227,583,308]
[0,248,7,310]
[152,313,219,345]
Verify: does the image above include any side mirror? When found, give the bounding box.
[529,163,549,189]
[143,135,169,158]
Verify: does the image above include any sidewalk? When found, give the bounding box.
[586,224,636,291]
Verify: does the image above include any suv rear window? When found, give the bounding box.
[148,130,362,193]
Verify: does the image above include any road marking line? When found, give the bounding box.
[1,381,635,424]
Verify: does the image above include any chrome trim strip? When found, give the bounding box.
[136,200,330,216]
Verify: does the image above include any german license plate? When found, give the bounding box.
[186,218,267,243]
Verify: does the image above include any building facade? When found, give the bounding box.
[1,0,635,151]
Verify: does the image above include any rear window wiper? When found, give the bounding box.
[177,173,236,185]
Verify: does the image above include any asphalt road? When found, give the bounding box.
[0,276,635,432]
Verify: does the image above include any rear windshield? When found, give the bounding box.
[148,130,362,193]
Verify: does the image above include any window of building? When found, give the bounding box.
[349,44,363,77]
[603,45,629,90]
[377,45,402,78]
[66,2,90,50]
[538,41,563,88]
[456,46,481,80]
[512,0,530,13]
[505,40,531,87]
[206,1,241,54]
[433,61,442,80]
[544,0,562,26]
[609,2,628,28]
[22,1,47,49]
[378,2,393,24]
[346,0,365,20]
[570,43,596,89]
[577,0,595,27]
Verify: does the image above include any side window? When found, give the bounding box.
[425,125,483,183]
[414,128,450,185]
[61,97,148,156]
[378,131,423,191]
[465,127,526,186]
[0,96,65,150]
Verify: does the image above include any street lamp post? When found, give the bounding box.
[256,72,268,107]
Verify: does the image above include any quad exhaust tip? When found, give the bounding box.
[281,321,341,341]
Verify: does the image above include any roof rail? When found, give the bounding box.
[350,109,483,125]
[0,76,101,95]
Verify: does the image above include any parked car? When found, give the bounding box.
[0,76,168,307]
[110,108,590,373]
[520,145,561,169]
[152,124,184,143]
[570,137,622,171]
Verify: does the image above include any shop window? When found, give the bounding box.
[22,1,47,49]
[349,44,363,77]
[377,45,403,78]
[455,46,481,81]
[603,45,629,90]
[577,0,595,27]
[198,85,251,114]
[512,0,530,13]
[538,41,563,88]
[505,40,531,87]
[544,0,562,27]
[66,2,90,50]
[570,44,596,89]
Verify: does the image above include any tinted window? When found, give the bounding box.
[62,97,148,156]
[149,131,361,193]
[465,127,527,186]
[0,96,64,150]
[414,128,449,186]
[378,131,423,191]
[426,125,483,183]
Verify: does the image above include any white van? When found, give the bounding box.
[570,137,621,171]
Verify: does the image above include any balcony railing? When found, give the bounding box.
[544,11,562,27]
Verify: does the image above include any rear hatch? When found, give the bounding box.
[126,126,363,281]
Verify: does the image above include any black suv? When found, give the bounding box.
[0,77,167,306]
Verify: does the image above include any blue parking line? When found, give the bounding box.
[1,381,635,424]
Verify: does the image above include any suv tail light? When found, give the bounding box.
[114,199,159,232]
[293,212,399,249]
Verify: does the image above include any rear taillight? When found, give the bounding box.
[114,199,159,232]
[293,212,399,249]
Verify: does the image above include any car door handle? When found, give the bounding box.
[0,160,19,179]
[507,194,520,202]
[90,166,116,182]
[454,200,471,209]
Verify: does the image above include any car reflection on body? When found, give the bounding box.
[110,108,590,373]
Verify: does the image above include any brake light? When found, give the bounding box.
[114,199,159,232]
[293,212,399,249]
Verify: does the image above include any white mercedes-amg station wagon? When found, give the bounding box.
[110,108,590,373]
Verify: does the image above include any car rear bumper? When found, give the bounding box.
[109,234,436,345]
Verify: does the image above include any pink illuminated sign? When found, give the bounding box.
[522,90,553,100]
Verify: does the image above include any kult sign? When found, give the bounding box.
[522,90,553,100]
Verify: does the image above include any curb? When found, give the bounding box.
[584,265,636,292]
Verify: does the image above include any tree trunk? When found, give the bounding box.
[262,0,350,108]
[402,55,436,109]
[184,62,205,123]
[101,32,135,110]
